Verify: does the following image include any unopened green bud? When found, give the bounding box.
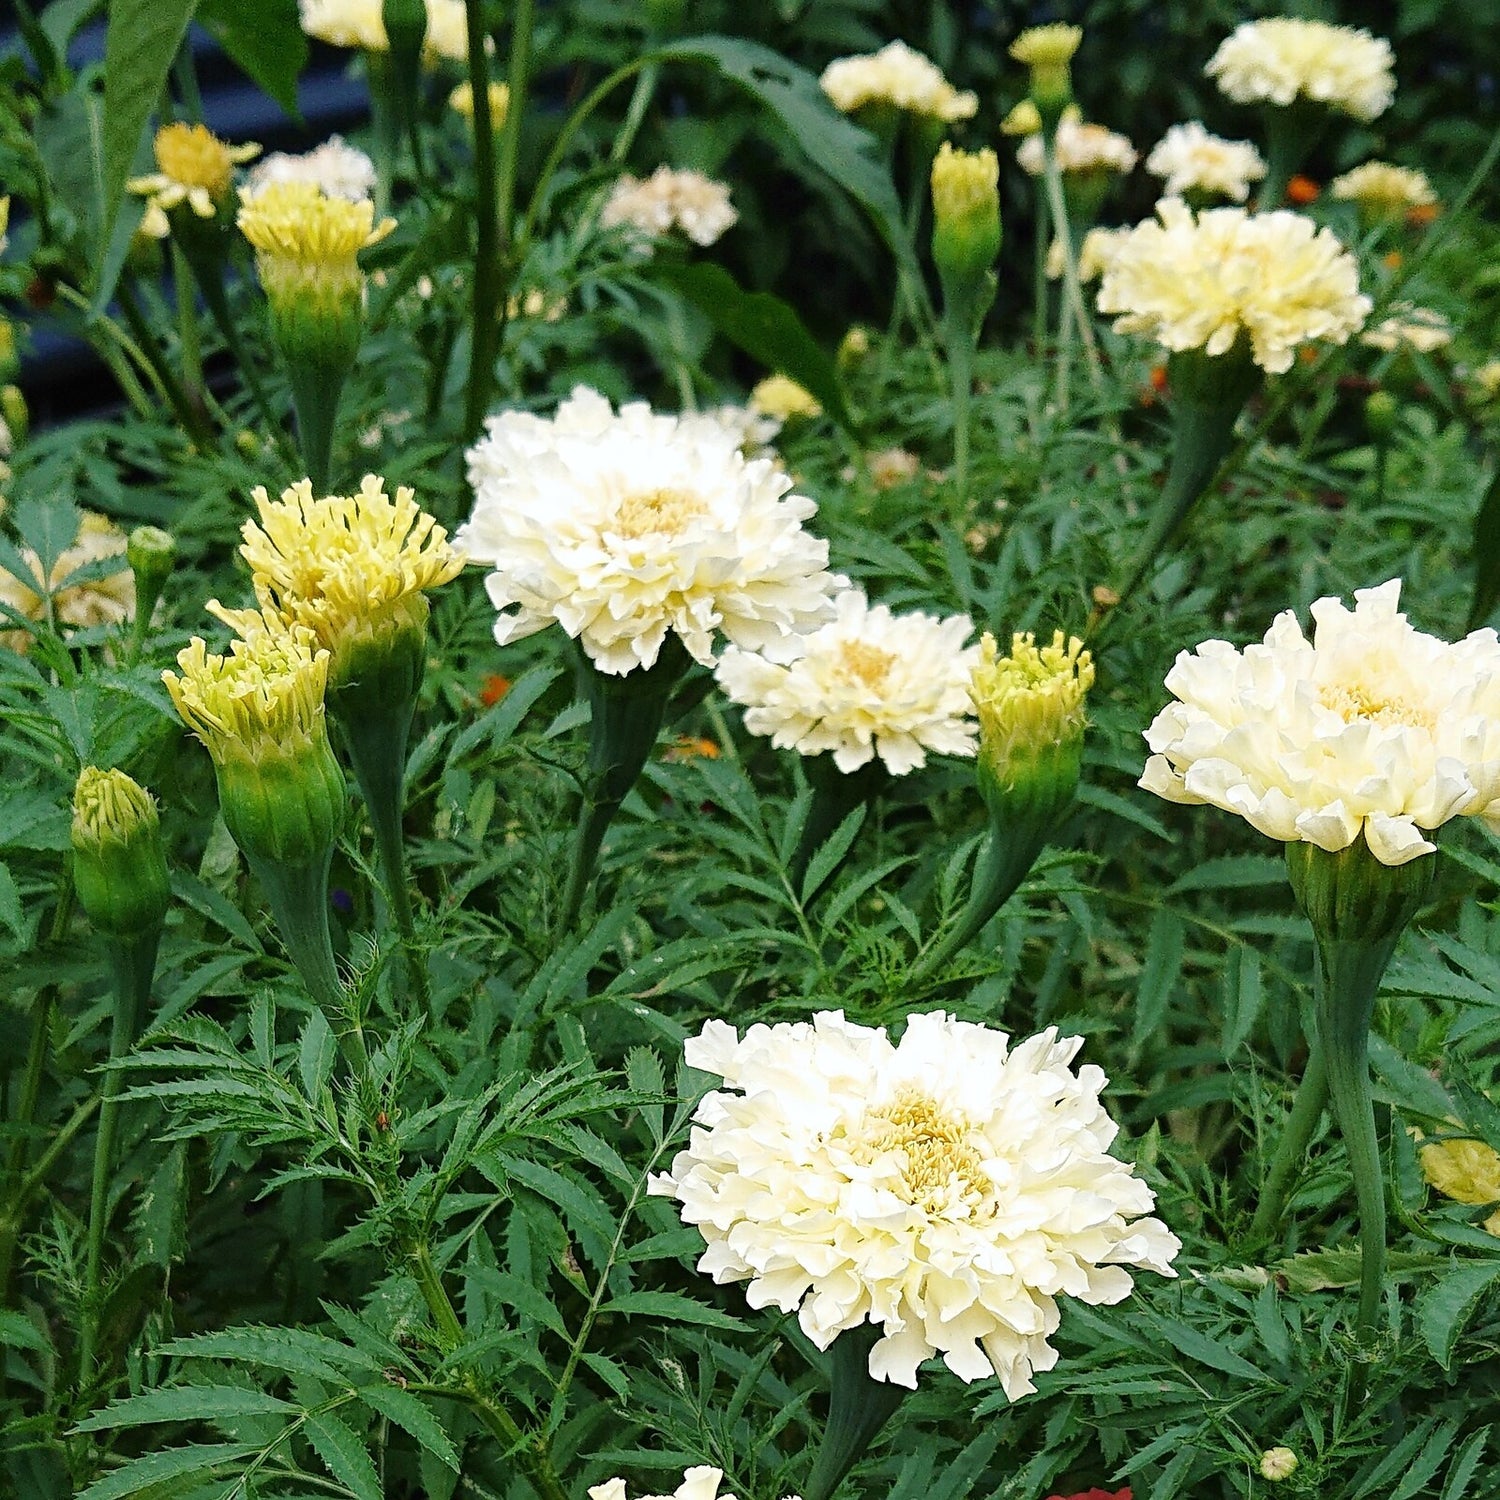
[1365,389,1398,443]
[1,385,28,447]
[1010,24,1081,129]
[1259,1448,1298,1483]
[931,143,1002,289]
[71,767,172,939]
[128,526,175,628]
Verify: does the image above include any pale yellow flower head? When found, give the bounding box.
[819,40,977,122]
[1331,160,1437,220]
[0,511,134,652]
[449,80,511,125]
[1009,23,1081,68]
[127,122,260,221]
[600,167,738,248]
[1419,1135,1500,1235]
[971,630,1093,775]
[1206,18,1395,122]
[1016,117,1136,178]
[750,373,821,423]
[1096,199,1370,374]
[1000,99,1043,137]
[1361,306,1452,355]
[931,143,999,227]
[589,1470,736,1500]
[238,181,395,312]
[71,766,171,939]
[298,0,469,61]
[72,766,159,849]
[1145,122,1265,203]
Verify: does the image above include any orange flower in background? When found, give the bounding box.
[1383,250,1403,272]
[662,735,720,763]
[1286,174,1321,204]
[478,673,511,707]
[1407,201,1440,228]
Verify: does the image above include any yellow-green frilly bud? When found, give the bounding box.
[127,526,176,630]
[1009,24,1082,128]
[970,629,1093,815]
[71,767,172,939]
[162,614,345,868]
[1259,1448,1298,1483]
[1001,99,1043,137]
[931,143,1002,290]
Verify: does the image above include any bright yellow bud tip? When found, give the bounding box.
[1000,100,1043,136]
[750,374,821,422]
[238,181,395,267]
[127,123,260,221]
[1009,23,1082,68]
[971,630,1094,772]
[73,766,159,848]
[931,143,999,225]
[1420,1135,1500,1236]
[71,767,171,939]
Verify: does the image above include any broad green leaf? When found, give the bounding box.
[1416,1258,1500,1368]
[99,0,200,270]
[74,1385,297,1432]
[649,261,856,437]
[196,0,306,116]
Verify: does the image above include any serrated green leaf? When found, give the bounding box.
[600,1290,745,1331]
[298,1008,337,1100]
[800,804,866,905]
[1441,1425,1491,1500]
[358,1383,461,1472]
[0,860,26,940]
[74,1385,297,1433]
[154,1326,380,1382]
[305,1408,381,1500]
[0,1308,50,1354]
[1417,1258,1500,1368]
[75,1442,261,1500]
[1130,909,1185,1050]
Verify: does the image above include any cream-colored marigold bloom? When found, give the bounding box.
[1145,122,1265,203]
[588,1470,736,1500]
[1046,225,1127,283]
[1206,18,1395,122]
[715,589,980,775]
[238,181,395,307]
[819,40,977,122]
[750,374,821,423]
[449,80,510,125]
[1330,161,1437,212]
[1361,306,1452,355]
[1017,117,1137,177]
[298,0,468,60]
[163,614,332,770]
[214,475,464,672]
[0,512,133,652]
[652,1011,1180,1394]
[1095,198,1370,374]
[458,387,840,675]
[1141,580,1500,866]
[681,404,783,462]
[1009,24,1082,69]
[1419,1135,1500,1235]
[245,136,376,203]
[127,122,260,221]
[599,166,737,247]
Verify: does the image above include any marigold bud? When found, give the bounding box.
[1259,1447,1298,1482]
[71,767,172,939]
[931,143,1002,288]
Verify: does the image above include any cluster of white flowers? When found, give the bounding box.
[298,0,467,61]
[1361,306,1452,355]
[1017,118,1138,178]
[715,589,980,775]
[1095,199,1370,373]
[652,1010,1179,1395]
[1145,122,1266,203]
[819,40,977,122]
[244,136,376,203]
[1206,18,1395,122]
[1330,161,1437,212]
[600,167,738,248]
[459,388,839,675]
[1141,580,1500,866]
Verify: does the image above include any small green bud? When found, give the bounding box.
[931,143,1002,290]
[71,767,172,939]
[127,526,176,629]
[1365,389,1398,443]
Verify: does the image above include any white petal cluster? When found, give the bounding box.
[652,1011,1180,1396]
[1095,198,1370,373]
[820,41,977,122]
[1330,161,1437,211]
[684,404,784,462]
[1361,306,1452,354]
[1046,225,1129,283]
[589,1469,736,1500]
[298,0,467,61]
[245,136,376,203]
[1141,580,1500,866]
[1017,118,1137,177]
[600,167,738,247]
[1206,18,1395,122]
[715,589,980,775]
[1145,122,1266,203]
[459,388,840,675]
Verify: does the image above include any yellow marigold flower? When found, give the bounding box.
[971,630,1093,781]
[237,181,395,305]
[1331,160,1438,229]
[1206,18,1394,123]
[127,122,260,221]
[1009,23,1082,68]
[750,373,821,422]
[0,511,133,653]
[1420,1136,1500,1236]
[449,80,510,125]
[71,767,171,940]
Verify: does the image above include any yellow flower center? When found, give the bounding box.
[856,1089,990,1213]
[836,640,897,691]
[1322,680,1433,730]
[155,123,237,199]
[613,488,708,539]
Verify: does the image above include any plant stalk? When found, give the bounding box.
[803,1326,909,1500]
[1247,1047,1329,1244]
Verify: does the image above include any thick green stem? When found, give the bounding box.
[1031,177,1050,353]
[803,1326,909,1500]
[1248,1046,1329,1245]
[79,931,159,1376]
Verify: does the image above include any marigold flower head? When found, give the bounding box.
[599,166,737,248]
[1361,306,1451,355]
[1419,1135,1500,1235]
[1145,122,1265,203]
[245,136,376,203]
[1141,579,1500,866]
[1017,118,1137,178]
[819,40,977,122]
[1046,225,1128,284]
[1095,199,1369,374]
[715,590,980,775]
[1009,23,1082,69]
[71,767,171,939]
[1331,160,1436,211]
[0,511,133,653]
[459,387,840,675]
[652,1010,1179,1394]
[750,373,821,422]
[127,122,260,222]
[238,181,394,274]
[1206,18,1395,122]
[449,80,511,125]
[298,0,468,61]
[588,1470,736,1500]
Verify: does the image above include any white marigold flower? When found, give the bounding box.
[459,387,840,676]
[683,404,783,462]
[1361,306,1452,354]
[299,0,468,61]
[1145,121,1266,203]
[715,589,980,775]
[1141,579,1500,866]
[1046,225,1128,283]
[244,136,376,203]
[819,40,977,122]
[600,167,738,247]
[1095,198,1370,374]
[1206,18,1395,123]
[652,1011,1180,1395]
[1330,160,1437,212]
[589,1472,737,1500]
[1016,117,1137,177]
